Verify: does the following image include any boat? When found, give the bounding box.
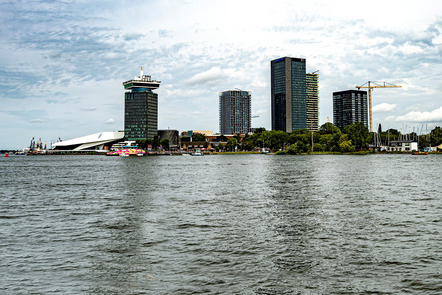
[192,149,203,156]
[107,148,146,157]
[261,148,270,154]
[412,151,428,155]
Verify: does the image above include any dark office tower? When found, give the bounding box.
[333,90,368,130]
[271,57,307,132]
[123,66,160,140]
[219,90,251,135]
[306,73,319,132]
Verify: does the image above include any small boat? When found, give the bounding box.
[412,151,428,155]
[261,148,270,154]
[192,149,203,156]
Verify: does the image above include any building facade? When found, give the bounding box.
[306,73,319,132]
[271,57,307,132]
[123,67,160,140]
[219,90,251,135]
[333,90,368,130]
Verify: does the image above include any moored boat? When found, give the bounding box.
[412,151,428,155]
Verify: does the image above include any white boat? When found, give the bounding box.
[192,149,203,156]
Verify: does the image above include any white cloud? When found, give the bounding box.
[396,106,442,123]
[29,119,45,123]
[184,67,227,86]
[373,103,397,113]
[105,118,115,124]
[82,107,97,111]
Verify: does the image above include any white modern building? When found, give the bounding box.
[52,132,124,151]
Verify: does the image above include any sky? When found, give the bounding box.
[1,0,442,149]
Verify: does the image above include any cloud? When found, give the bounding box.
[105,118,115,124]
[373,103,397,113]
[123,33,144,41]
[185,67,227,86]
[82,107,97,111]
[29,118,45,123]
[395,106,442,123]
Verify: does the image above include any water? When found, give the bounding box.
[1,154,441,294]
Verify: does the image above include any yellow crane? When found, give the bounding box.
[356,81,402,132]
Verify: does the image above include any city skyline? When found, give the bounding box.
[1,1,442,149]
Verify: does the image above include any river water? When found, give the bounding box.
[1,154,441,294]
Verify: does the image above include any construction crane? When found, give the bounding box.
[356,81,402,132]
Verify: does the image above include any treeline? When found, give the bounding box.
[134,123,442,153]
[225,123,442,154]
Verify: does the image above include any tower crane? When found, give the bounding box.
[356,81,402,132]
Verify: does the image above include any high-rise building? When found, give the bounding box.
[219,90,251,135]
[333,90,368,130]
[271,57,307,132]
[306,72,319,132]
[123,67,160,140]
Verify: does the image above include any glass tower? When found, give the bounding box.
[123,67,160,140]
[271,57,307,132]
[333,90,368,130]
[219,90,251,135]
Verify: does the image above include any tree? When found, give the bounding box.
[313,143,323,152]
[418,135,430,149]
[343,122,369,150]
[216,135,228,142]
[430,126,442,146]
[338,134,355,152]
[160,138,169,150]
[218,142,224,151]
[136,139,152,150]
[192,133,206,142]
[253,127,266,134]
[319,122,341,135]
[225,138,238,151]
[152,136,161,150]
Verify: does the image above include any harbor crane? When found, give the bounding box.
[356,81,402,132]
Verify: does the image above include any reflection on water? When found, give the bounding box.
[1,154,441,294]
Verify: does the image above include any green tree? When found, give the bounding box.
[338,134,355,152]
[160,138,169,150]
[319,122,341,135]
[343,122,369,150]
[418,135,430,149]
[135,139,152,150]
[430,126,442,146]
[226,138,238,151]
[192,133,206,142]
[218,142,225,151]
[313,143,323,152]
[216,135,228,142]
[253,127,266,134]
[152,136,160,150]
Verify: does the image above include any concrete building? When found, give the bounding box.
[271,57,307,132]
[306,72,319,132]
[219,90,251,135]
[333,90,368,130]
[123,66,160,140]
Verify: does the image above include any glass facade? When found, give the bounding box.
[219,90,251,135]
[124,90,158,140]
[333,90,368,130]
[271,57,307,132]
